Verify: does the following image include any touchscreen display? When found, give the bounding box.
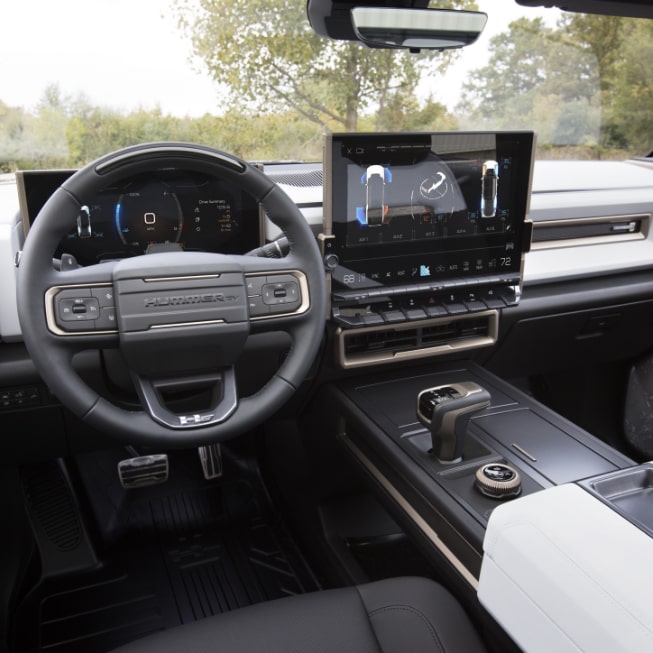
[324,131,535,292]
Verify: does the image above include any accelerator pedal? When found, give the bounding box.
[198,444,223,480]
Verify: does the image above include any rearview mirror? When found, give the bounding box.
[350,7,488,51]
[306,0,488,52]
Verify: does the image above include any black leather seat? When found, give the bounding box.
[111,576,487,652]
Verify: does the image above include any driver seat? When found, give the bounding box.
[111,576,487,652]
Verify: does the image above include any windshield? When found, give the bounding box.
[1,0,651,170]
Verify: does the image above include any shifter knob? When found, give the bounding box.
[416,382,491,463]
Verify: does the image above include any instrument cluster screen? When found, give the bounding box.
[17,169,262,266]
[324,131,535,291]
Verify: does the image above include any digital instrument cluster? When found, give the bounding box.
[323,131,535,293]
[16,169,262,266]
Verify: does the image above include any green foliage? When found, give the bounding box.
[174,0,476,131]
[459,17,601,145]
[4,5,652,169]
[459,14,652,156]
[610,19,653,153]
[0,85,328,170]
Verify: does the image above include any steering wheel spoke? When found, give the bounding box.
[132,368,238,429]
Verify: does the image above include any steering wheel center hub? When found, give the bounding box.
[114,252,249,376]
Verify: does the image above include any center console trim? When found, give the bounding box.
[340,431,480,590]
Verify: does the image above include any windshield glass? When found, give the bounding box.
[1,0,651,170]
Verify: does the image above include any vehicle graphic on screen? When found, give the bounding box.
[356,165,392,226]
[481,160,499,217]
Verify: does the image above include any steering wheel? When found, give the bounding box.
[16,143,327,447]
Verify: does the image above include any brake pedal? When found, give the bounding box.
[198,444,223,480]
[117,454,169,489]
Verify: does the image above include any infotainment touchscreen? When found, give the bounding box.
[323,131,535,293]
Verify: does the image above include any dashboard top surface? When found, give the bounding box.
[530,159,653,194]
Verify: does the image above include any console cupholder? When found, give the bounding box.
[582,463,653,537]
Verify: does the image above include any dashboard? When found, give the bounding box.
[1,138,653,374]
[1,139,653,465]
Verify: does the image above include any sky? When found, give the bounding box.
[0,0,560,117]
[1,0,218,116]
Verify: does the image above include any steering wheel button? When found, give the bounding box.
[245,275,267,296]
[262,280,300,305]
[248,295,270,316]
[60,319,96,332]
[57,299,75,320]
[91,286,116,308]
[95,307,118,331]
[57,297,97,322]
[56,288,92,299]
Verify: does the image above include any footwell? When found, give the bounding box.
[15,448,319,652]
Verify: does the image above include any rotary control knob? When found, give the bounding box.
[324,253,340,270]
[475,463,522,500]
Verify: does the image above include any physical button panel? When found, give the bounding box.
[332,285,517,328]
[52,286,117,333]
[0,385,42,410]
[247,273,302,317]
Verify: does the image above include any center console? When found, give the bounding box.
[320,131,535,368]
[314,130,648,646]
[320,361,635,586]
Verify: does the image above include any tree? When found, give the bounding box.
[174,0,477,131]
[459,14,649,154]
[461,18,600,146]
[555,13,633,148]
[67,107,199,166]
[610,19,653,153]
[0,101,27,171]
[1,85,74,169]
[461,18,566,138]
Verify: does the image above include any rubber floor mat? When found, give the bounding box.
[16,449,319,652]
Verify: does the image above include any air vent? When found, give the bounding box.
[337,311,498,368]
[531,214,650,250]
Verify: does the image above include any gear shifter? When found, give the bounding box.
[416,382,491,463]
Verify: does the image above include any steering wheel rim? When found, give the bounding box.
[16,142,327,447]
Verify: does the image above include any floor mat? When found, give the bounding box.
[16,448,319,652]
